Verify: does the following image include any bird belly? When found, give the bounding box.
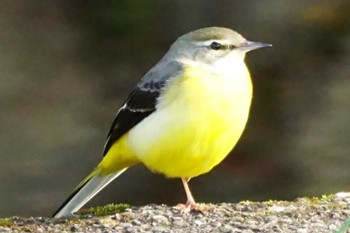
[127,66,252,178]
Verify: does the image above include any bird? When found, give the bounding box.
[53,27,271,217]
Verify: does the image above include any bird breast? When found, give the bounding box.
[126,64,252,178]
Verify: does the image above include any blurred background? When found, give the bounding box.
[1,0,350,217]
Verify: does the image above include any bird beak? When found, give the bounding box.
[239,41,272,52]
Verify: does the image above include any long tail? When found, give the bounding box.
[53,168,127,218]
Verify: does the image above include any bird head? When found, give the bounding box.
[165,27,271,69]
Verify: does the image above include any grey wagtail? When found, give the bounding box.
[53,27,271,217]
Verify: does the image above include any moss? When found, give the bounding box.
[305,194,336,205]
[263,210,272,215]
[320,194,336,200]
[301,194,346,210]
[81,203,130,216]
[265,200,280,206]
[0,217,15,227]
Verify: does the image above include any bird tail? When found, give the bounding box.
[53,168,127,218]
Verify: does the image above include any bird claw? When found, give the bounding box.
[176,203,208,214]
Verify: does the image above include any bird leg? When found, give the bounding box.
[181,178,196,207]
[178,178,207,213]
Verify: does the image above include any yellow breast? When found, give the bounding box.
[127,64,252,178]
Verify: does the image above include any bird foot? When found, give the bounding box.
[176,202,208,214]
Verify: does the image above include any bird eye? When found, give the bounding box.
[210,41,222,50]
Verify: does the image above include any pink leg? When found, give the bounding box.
[181,178,196,206]
[178,178,208,214]
[179,178,208,213]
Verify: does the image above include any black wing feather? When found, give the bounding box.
[103,82,165,156]
[103,61,182,156]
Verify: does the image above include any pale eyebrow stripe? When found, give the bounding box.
[194,39,231,47]
[194,40,236,50]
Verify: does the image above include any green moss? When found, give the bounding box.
[263,210,272,215]
[304,196,320,204]
[81,203,130,216]
[0,217,15,227]
[302,196,346,212]
[321,194,336,200]
[303,194,339,206]
[265,199,279,206]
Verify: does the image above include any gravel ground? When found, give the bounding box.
[1,192,350,233]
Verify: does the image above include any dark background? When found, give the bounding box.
[1,0,350,217]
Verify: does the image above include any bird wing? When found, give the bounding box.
[103,61,183,156]
[53,61,183,217]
